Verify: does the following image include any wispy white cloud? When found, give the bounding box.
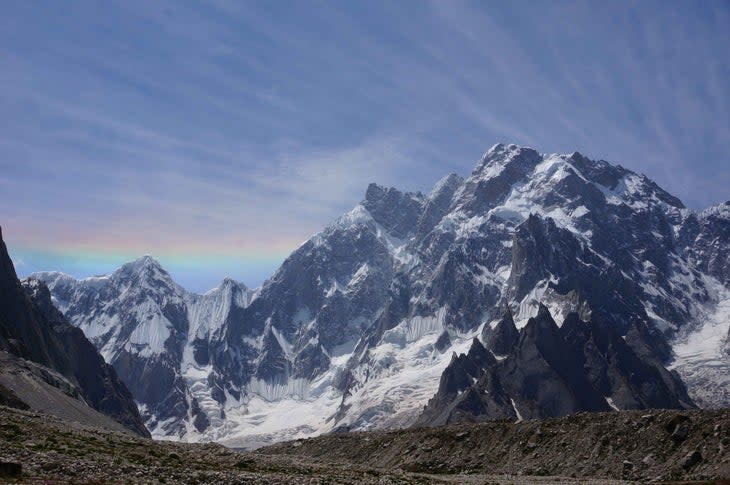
[2,0,729,290]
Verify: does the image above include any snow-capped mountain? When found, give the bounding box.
[34,143,730,446]
[33,258,254,437]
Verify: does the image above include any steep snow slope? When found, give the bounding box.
[669,280,730,408]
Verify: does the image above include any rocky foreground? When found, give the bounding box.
[0,405,728,484]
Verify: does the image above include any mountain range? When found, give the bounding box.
[26,143,730,447]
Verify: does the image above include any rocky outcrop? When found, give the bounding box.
[420,305,693,426]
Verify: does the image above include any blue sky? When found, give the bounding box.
[1,0,729,292]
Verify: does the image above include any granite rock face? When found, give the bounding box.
[420,305,693,426]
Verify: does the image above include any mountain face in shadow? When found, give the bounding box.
[0,226,149,437]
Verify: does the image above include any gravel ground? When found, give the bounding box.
[264,408,730,483]
[1,405,728,484]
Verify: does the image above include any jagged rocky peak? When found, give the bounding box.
[465,337,496,368]
[416,173,464,238]
[482,306,519,356]
[212,276,248,293]
[117,254,161,273]
[565,151,628,190]
[109,256,188,307]
[364,182,423,204]
[428,173,463,198]
[438,338,494,397]
[517,303,564,351]
[698,200,730,225]
[115,255,169,282]
[362,183,424,238]
[453,143,544,215]
[221,275,243,286]
[570,150,685,209]
[0,225,16,280]
[129,254,159,267]
[714,200,730,215]
[20,277,53,308]
[456,142,689,231]
[421,303,695,426]
[472,143,542,178]
[697,200,730,223]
